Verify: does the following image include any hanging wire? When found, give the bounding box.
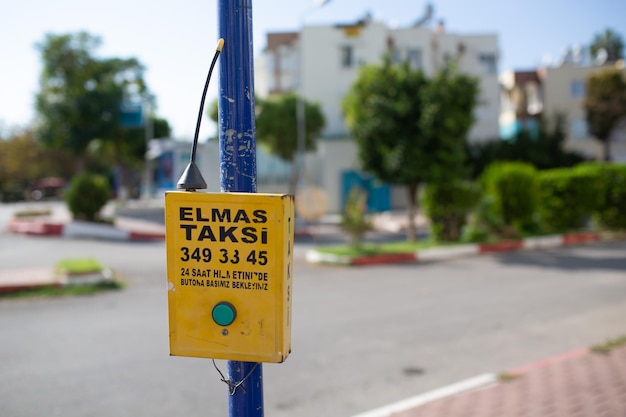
[212,359,260,396]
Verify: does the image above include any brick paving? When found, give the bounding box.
[395,346,626,417]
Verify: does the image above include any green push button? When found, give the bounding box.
[212,302,236,326]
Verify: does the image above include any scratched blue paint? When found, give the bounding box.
[218,1,263,416]
[218,0,257,194]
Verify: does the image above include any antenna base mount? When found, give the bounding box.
[177,161,207,191]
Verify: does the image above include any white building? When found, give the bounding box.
[255,15,500,212]
[499,62,626,162]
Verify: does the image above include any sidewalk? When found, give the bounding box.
[6,201,165,241]
[353,344,626,417]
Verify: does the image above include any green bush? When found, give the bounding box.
[65,173,111,222]
[480,162,538,234]
[537,167,603,232]
[462,195,507,242]
[422,181,480,242]
[578,163,626,230]
[340,187,372,248]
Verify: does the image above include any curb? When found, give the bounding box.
[0,267,59,294]
[350,374,497,417]
[306,232,608,266]
[0,266,115,294]
[7,218,164,241]
[7,219,65,236]
[350,346,595,417]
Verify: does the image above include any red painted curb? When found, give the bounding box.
[40,223,64,235]
[479,240,524,253]
[129,231,165,241]
[0,281,63,294]
[351,252,417,266]
[0,284,36,294]
[562,232,601,245]
[9,219,165,241]
[8,219,64,236]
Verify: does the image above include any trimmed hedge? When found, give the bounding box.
[577,163,626,230]
[480,162,538,233]
[537,167,603,233]
[422,181,480,242]
[426,162,626,242]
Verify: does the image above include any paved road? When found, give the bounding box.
[0,232,625,417]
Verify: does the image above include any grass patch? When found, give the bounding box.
[56,258,103,274]
[14,209,52,218]
[497,372,521,383]
[591,335,626,355]
[0,257,123,300]
[0,280,124,300]
[314,227,607,259]
[315,240,456,257]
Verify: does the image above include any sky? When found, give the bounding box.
[1,0,625,140]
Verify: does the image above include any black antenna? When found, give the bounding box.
[177,38,225,191]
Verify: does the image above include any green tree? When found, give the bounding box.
[254,93,325,195]
[111,116,170,198]
[590,29,624,63]
[117,117,171,165]
[87,116,171,197]
[343,59,479,241]
[0,129,73,201]
[584,69,626,161]
[208,98,219,128]
[36,33,145,166]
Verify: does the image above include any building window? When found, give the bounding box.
[407,48,423,69]
[571,117,589,140]
[478,53,497,74]
[341,45,354,68]
[571,80,585,99]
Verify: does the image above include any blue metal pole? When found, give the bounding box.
[217,1,263,417]
[218,0,257,194]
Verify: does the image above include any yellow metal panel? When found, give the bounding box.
[165,191,294,363]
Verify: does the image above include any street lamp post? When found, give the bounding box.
[142,94,155,200]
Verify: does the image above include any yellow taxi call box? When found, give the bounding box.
[165,191,294,363]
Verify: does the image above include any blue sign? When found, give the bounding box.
[119,101,144,128]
